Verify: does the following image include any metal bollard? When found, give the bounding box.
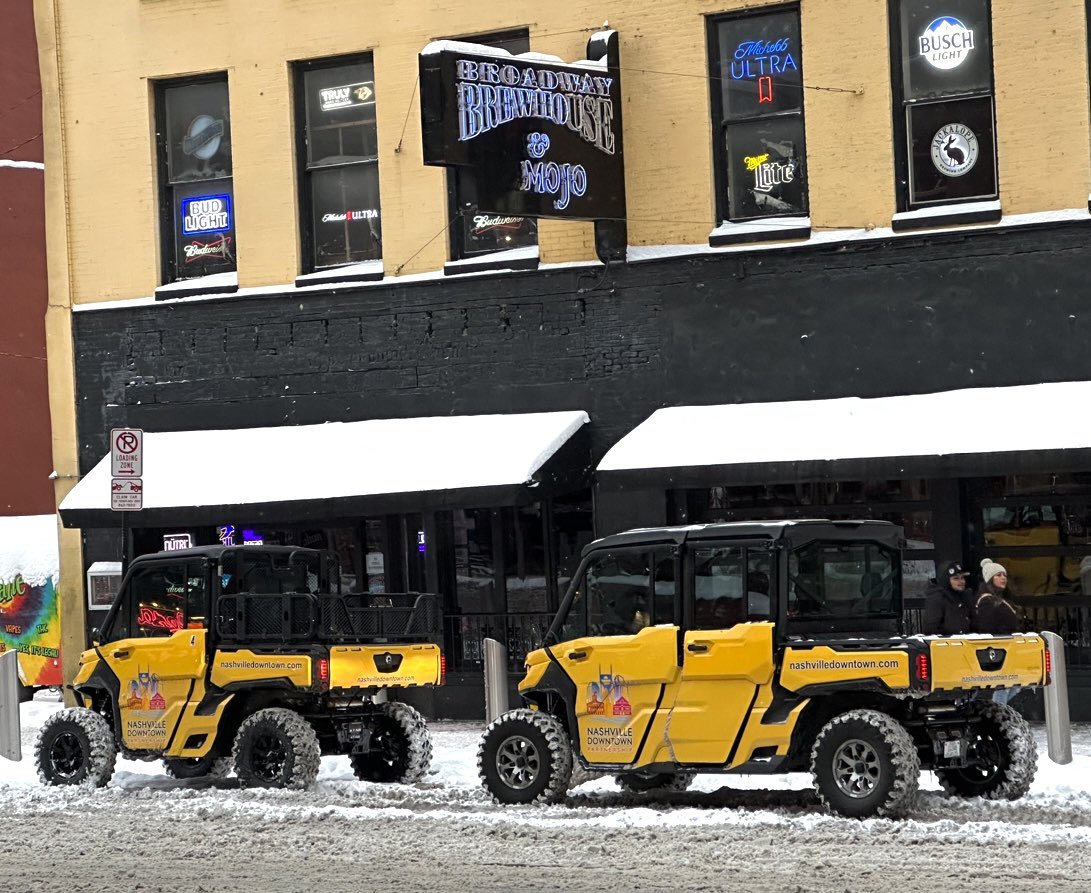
[0,651,22,762]
[1043,631,1072,765]
[483,637,509,724]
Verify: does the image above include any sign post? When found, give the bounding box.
[110,428,144,573]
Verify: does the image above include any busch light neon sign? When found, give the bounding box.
[919,17,975,70]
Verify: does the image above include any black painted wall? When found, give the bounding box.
[72,219,1091,478]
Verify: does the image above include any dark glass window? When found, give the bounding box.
[894,0,997,207]
[298,57,382,270]
[448,30,538,259]
[129,564,189,638]
[710,7,808,221]
[586,550,651,636]
[788,542,898,618]
[504,505,548,613]
[454,508,500,613]
[157,77,236,281]
[692,545,772,628]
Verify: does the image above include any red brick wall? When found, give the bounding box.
[0,0,51,515]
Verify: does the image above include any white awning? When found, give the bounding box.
[598,382,1091,474]
[60,411,588,521]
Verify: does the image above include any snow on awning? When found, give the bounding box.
[60,411,589,528]
[0,515,59,586]
[598,382,1091,485]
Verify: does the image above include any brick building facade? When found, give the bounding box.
[37,0,1091,716]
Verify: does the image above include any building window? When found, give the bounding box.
[296,55,382,272]
[447,30,538,260]
[709,6,808,222]
[156,77,236,282]
[894,0,997,208]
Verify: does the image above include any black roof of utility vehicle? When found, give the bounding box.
[582,519,904,556]
[128,545,324,564]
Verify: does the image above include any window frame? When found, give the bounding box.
[707,3,810,226]
[153,73,236,285]
[293,52,383,275]
[889,0,998,212]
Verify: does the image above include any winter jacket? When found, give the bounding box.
[922,580,973,636]
[973,585,1022,635]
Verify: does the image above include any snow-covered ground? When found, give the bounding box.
[2,694,1090,892]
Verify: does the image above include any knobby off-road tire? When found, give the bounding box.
[616,770,696,793]
[232,708,321,790]
[351,701,433,784]
[162,754,234,780]
[478,708,573,805]
[936,701,1037,800]
[811,709,920,818]
[35,707,117,787]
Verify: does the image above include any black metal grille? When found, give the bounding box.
[216,592,440,645]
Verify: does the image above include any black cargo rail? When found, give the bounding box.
[216,592,442,646]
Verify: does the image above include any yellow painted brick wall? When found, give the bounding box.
[42,0,1091,307]
[993,0,1091,212]
[802,0,896,230]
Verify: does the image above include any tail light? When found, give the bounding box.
[439,654,447,686]
[914,652,930,685]
[1044,646,1052,685]
[317,658,329,689]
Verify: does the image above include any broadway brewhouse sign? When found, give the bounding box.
[419,30,625,221]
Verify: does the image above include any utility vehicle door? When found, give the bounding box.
[668,542,777,765]
[551,546,680,765]
[98,558,210,753]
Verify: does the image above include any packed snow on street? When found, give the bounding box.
[2,695,1090,893]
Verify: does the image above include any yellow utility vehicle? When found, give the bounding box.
[479,520,1068,817]
[35,545,442,789]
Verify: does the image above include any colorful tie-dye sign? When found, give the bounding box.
[0,573,62,688]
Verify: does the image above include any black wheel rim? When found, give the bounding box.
[370,722,408,774]
[49,731,86,781]
[251,731,289,781]
[961,733,1003,783]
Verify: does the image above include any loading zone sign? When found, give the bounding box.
[111,428,143,477]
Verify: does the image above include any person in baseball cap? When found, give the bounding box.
[922,559,972,635]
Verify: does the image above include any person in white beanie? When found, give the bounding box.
[974,559,1021,635]
[974,558,1024,705]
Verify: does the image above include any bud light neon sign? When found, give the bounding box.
[181,194,232,236]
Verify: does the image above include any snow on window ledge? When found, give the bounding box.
[154,271,239,301]
[709,216,811,248]
[294,260,384,288]
[443,245,539,276]
[891,200,1001,233]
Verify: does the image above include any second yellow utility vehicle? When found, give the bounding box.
[479,520,1068,817]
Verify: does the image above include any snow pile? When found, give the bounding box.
[0,514,59,586]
